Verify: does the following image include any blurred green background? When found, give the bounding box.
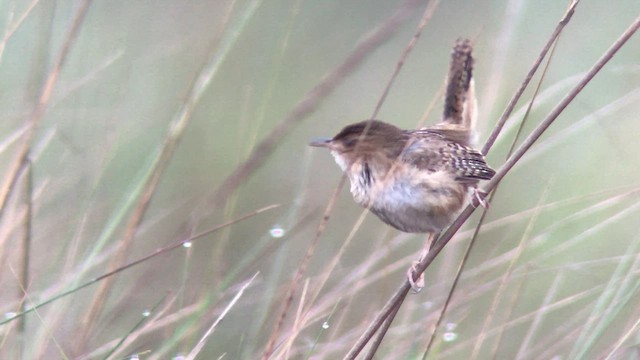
[1,0,640,359]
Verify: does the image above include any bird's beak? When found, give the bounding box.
[309,137,332,148]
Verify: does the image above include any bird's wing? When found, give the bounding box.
[402,129,495,182]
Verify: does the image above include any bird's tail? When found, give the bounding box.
[433,38,477,146]
[443,38,476,129]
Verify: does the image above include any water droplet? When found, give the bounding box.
[269,226,285,238]
[173,355,185,360]
[4,312,16,319]
[445,322,457,331]
[322,321,329,329]
[443,332,458,342]
[130,355,140,360]
[182,241,192,248]
[142,310,151,317]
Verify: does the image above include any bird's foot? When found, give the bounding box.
[407,260,424,293]
[472,188,489,209]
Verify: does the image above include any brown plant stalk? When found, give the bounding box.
[0,0,93,222]
[481,0,578,155]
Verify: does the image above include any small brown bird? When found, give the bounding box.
[309,120,494,233]
[310,39,494,290]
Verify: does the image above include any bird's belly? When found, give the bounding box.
[353,170,466,233]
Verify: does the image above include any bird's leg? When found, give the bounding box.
[407,232,436,293]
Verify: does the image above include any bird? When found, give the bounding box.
[309,38,495,290]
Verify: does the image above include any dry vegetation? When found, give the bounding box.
[1,1,640,359]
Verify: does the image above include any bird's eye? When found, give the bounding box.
[345,138,358,147]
